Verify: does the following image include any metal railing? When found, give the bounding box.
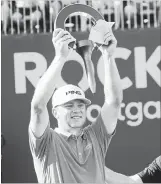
[1,0,161,35]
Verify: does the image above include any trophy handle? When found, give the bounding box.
[76,40,96,93]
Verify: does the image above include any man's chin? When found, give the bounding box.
[69,120,85,128]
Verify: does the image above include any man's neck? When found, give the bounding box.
[68,128,83,136]
[56,126,83,137]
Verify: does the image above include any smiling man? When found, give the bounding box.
[28,27,122,183]
[52,84,91,136]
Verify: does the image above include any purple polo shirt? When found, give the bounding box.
[29,114,115,183]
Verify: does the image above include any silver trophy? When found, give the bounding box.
[54,4,114,93]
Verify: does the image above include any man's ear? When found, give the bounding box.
[52,107,59,119]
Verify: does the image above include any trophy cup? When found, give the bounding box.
[54,4,114,93]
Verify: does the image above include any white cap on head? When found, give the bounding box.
[52,84,91,107]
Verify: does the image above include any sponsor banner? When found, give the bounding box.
[1,28,160,182]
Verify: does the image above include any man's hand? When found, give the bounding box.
[52,28,76,59]
[99,29,117,57]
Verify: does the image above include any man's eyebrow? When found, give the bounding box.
[63,102,73,105]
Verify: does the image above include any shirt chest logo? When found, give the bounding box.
[85,144,92,151]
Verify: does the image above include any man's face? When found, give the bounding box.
[55,99,87,130]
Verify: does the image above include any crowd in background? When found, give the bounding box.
[1,0,161,34]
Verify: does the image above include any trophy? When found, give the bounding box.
[54,4,114,93]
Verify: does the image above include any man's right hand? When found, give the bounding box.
[52,28,76,59]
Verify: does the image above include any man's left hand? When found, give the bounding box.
[99,29,117,57]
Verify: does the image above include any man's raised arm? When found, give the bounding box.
[29,28,75,138]
[100,26,123,134]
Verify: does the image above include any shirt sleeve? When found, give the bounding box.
[28,123,52,159]
[137,156,161,183]
[86,114,116,157]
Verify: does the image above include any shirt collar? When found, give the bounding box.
[54,128,71,139]
[54,128,87,140]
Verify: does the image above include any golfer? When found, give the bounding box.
[28,27,122,183]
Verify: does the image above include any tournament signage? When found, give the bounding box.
[1,28,160,182]
[11,31,161,126]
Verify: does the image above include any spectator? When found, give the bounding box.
[1,0,10,34]
[63,0,78,6]
[1,0,161,34]
[103,0,115,25]
[10,0,42,33]
[158,1,161,25]
[124,1,137,28]
[39,0,63,32]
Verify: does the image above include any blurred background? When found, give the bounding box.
[1,0,161,183]
[1,0,161,34]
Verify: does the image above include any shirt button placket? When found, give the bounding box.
[77,137,83,162]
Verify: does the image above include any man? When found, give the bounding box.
[105,156,161,183]
[28,26,122,183]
